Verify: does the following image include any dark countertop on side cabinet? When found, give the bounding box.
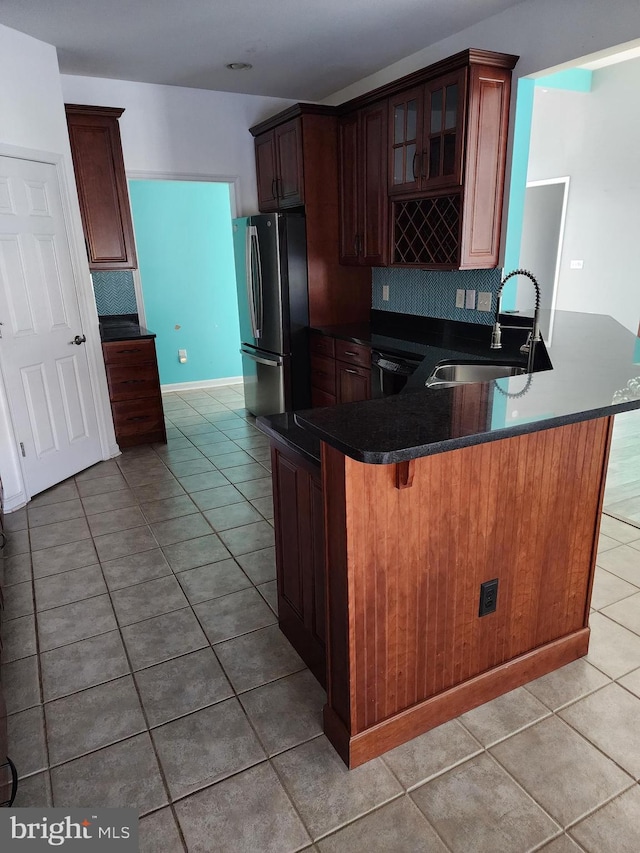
[99,314,156,342]
[294,309,640,464]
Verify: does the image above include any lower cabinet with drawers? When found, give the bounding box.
[102,337,167,447]
[310,331,371,406]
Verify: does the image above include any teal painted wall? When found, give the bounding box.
[129,180,241,386]
[535,68,592,92]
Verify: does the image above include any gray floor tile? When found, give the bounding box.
[13,771,52,807]
[32,539,98,578]
[591,568,639,610]
[525,658,610,711]
[94,525,159,562]
[587,612,640,678]
[162,534,230,572]
[212,450,256,470]
[152,698,266,799]
[559,683,640,779]
[140,495,197,523]
[4,507,27,532]
[189,484,244,511]
[597,544,640,585]
[598,533,622,554]
[35,564,106,611]
[251,496,274,519]
[1,654,41,713]
[411,752,559,853]
[150,513,212,546]
[273,736,402,841]
[41,630,130,701]
[235,478,272,500]
[4,580,34,621]
[134,480,186,503]
[194,587,276,644]
[101,549,172,591]
[176,559,251,604]
[111,575,189,627]
[3,553,32,586]
[538,835,584,852]
[248,446,271,462]
[318,796,448,853]
[37,595,117,652]
[460,685,551,747]
[223,463,269,484]
[602,591,640,635]
[237,547,276,584]
[3,614,37,662]
[121,608,208,670]
[200,440,241,457]
[76,460,121,481]
[383,719,483,791]
[29,516,91,551]
[617,665,640,698]
[139,807,185,853]
[203,501,263,532]
[3,529,31,557]
[570,785,640,852]
[87,505,147,537]
[166,457,215,478]
[76,474,128,498]
[51,732,167,814]
[135,648,232,727]
[218,521,274,556]
[28,498,84,528]
[153,446,203,464]
[177,470,229,493]
[257,579,277,613]
[46,675,146,765]
[8,706,48,778]
[81,488,138,515]
[214,624,306,693]
[29,480,79,507]
[121,469,175,489]
[600,515,640,544]
[240,670,325,756]
[491,715,633,827]
[174,761,310,853]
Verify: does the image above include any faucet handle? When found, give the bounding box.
[491,322,502,349]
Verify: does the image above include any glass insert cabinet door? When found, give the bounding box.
[424,69,466,188]
[389,86,424,194]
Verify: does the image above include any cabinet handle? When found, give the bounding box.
[343,350,358,357]
[271,178,277,198]
[421,149,428,178]
[344,368,360,375]
[412,151,420,181]
[121,379,145,385]
[116,348,139,354]
[127,415,150,422]
[278,177,284,198]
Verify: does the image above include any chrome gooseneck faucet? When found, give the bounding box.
[491,268,542,373]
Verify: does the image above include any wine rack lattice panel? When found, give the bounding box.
[393,194,461,266]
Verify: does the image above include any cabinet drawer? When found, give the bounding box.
[111,399,164,436]
[311,387,337,408]
[309,333,335,359]
[102,339,155,365]
[106,364,160,401]
[310,355,336,395]
[335,338,371,368]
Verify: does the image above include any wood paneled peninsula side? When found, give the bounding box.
[257,310,640,768]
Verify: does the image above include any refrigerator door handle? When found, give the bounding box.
[247,225,263,339]
[240,347,283,367]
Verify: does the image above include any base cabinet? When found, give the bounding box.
[271,439,326,687]
[310,332,371,406]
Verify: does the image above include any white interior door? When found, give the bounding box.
[0,154,102,497]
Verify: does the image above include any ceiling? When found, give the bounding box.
[0,0,527,101]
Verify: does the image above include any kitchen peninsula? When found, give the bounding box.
[258,310,640,768]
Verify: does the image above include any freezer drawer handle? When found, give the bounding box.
[240,348,283,367]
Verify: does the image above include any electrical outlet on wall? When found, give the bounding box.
[465,289,476,310]
[455,289,465,309]
[382,284,390,302]
[477,292,492,312]
[178,349,187,364]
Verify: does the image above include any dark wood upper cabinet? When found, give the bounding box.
[65,105,137,270]
[388,85,424,196]
[255,117,304,211]
[338,102,388,266]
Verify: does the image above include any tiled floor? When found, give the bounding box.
[3,386,640,852]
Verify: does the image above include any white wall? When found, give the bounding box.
[526,59,640,332]
[61,75,294,216]
[323,0,640,104]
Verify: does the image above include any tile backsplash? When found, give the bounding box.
[92,271,137,316]
[372,268,503,325]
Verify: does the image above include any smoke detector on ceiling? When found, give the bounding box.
[226,62,253,71]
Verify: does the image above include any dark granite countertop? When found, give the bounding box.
[255,412,321,465]
[297,309,640,464]
[99,314,156,342]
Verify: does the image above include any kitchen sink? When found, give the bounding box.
[425,360,527,388]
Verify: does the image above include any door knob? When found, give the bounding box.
[71,334,87,345]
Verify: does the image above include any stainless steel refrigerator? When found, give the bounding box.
[232,212,310,416]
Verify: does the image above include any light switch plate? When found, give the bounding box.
[477,291,492,312]
[382,284,390,302]
[455,289,465,309]
[465,289,476,310]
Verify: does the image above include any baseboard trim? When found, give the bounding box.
[161,377,243,393]
[325,628,590,769]
[4,490,28,512]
